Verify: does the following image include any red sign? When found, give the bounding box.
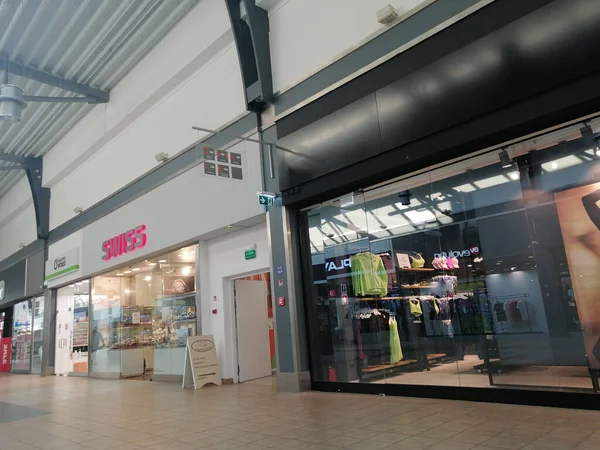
[277,296,285,307]
[101,224,147,261]
[0,337,12,372]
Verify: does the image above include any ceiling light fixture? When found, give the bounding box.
[398,190,412,206]
[73,206,83,215]
[181,266,192,276]
[116,273,124,276]
[158,260,167,263]
[499,149,513,168]
[132,268,140,271]
[0,84,26,123]
[123,270,132,274]
[144,275,151,281]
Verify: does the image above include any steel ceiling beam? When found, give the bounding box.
[225,0,273,113]
[0,57,109,103]
[0,151,50,239]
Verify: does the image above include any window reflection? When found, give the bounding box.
[306,124,600,393]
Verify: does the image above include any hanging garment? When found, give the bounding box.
[493,302,508,322]
[442,319,454,338]
[410,299,423,317]
[389,317,403,364]
[505,300,522,322]
[517,299,533,322]
[351,252,388,297]
[379,254,397,291]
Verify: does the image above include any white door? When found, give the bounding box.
[55,296,73,375]
[235,279,271,382]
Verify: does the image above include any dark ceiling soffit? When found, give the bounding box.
[276,0,599,200]
[0,57,109,103]
[273,0,482,118]
[0,151,49,239]
[47,113,258,246]
[281,67,600,209]
[225,0,273,113]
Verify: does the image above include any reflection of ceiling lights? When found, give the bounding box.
[81,280,89,283]
[68,284,75,287]
[147,262,156,266]
[124,270,131,274]
[124,289,130,294]
[144,275,151,281]
[116,273,124,276]
[159,259,167,263]
[508,171,520,180]
[132,268,140,271]
[182,266,192,276]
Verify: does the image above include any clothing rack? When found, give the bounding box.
[491,294,532,333]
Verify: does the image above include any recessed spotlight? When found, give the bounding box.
[467,264,473,267]
[116,273,124,276]
[511,267,517,271]
[75,282,82,285]
[158,260,167,263]
[182,266,192,276]
[132,268,140,271]
[68,285,75,287]
[147,263,156,266]
[508,171,519,180]
[81,280,89,283]
[124,289,131,294]
[144,275,151,281]
[124,270,132,274]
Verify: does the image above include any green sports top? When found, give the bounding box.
[350,252,388,297]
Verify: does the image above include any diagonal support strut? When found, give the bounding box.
[0,151,50,239]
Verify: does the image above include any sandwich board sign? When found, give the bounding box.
[182,335,221,389]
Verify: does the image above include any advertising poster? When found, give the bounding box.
[555,183,600,369]
[0,337,11,372]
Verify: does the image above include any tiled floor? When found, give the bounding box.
[1,374,600,449]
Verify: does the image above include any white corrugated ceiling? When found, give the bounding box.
[0,0,200,198]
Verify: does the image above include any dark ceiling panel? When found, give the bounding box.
[277,0,600,205]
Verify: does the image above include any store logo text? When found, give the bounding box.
[101,224,147,261]
[53,256,67,270]
[326,259,351,272]
[434,246,480,259]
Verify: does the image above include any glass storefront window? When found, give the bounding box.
[304,121,600,393]
[55,284,90,375]
[11,300,32,372]
[31,296,45,374]
[90,244,197,379]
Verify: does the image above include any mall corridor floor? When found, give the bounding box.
[1,375,600,450]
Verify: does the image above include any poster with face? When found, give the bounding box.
[555,182,600,369]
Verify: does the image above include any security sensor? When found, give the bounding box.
[73,206,83,214]
[377,4,398,24]
[155,152,169,163]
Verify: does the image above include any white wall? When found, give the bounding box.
[268,0,430,93]
[203,223,270,381]
[0,178,37,260]
[80,137,263,277]
[40,0,244,229]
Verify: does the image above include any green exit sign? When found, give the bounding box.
[245,249,257,260]
[258,193,275,206]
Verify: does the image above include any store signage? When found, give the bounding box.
[326,258,351,272]
[101,224,147,261]
[45,249,80,281]
[182,335,221,390]
[244,249,257,260]
[0,337,11,372]
[433,246,480,259]
[258,192,276,206]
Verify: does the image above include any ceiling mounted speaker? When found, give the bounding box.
[0,84,27,123]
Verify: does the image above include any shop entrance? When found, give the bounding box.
[234,272,274,383]
[55,283,90,376]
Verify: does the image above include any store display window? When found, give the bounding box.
[11,300,32,372]
[31,296,45,374]
[55,283,90,375]
[304,120,600,393]
[90,244,197,379]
